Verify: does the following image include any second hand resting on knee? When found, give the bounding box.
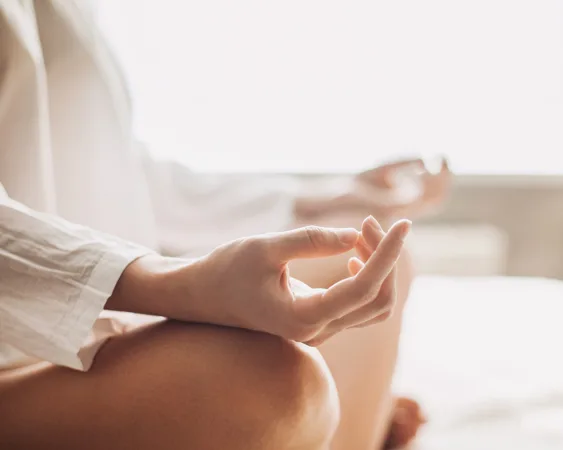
[107,217,411,346]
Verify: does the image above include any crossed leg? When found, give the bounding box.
[289,212,420,450]
[0,214,419,450]
[0,321,339,450]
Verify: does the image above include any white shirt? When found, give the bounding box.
[0,0,296,371]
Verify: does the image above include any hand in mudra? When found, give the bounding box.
[185,217,410,346]
[295,157,451,222]
[356,157,451,218]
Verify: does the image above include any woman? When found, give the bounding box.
[0,1,450,449]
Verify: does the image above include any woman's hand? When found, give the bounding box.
[184,218,409,345]
[111,218,410,346]
[355,157,451,218]
[295,157,451,222]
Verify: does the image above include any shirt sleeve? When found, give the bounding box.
[139,144,300,257]
[0,187,154,370]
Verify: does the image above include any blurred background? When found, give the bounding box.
[97,1,563,448]
[98,0,563,279]
[98,0,563,175]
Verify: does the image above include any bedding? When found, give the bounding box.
[395,276,563,450]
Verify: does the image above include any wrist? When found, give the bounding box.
[107,254,195,319]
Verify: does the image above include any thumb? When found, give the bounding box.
[266,226,359,262]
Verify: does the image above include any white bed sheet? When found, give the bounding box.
[394,276,563,450]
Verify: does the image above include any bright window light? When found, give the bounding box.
[98,0,563,174]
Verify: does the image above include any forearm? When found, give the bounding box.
[141,154,302,255]
[0,196,152,370]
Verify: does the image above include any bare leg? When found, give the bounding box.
[289,213,416,450]
[0,321,339,450]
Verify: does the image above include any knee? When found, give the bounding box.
[227,327,340,448]
[106,322,340,449]
[184,324,340,449]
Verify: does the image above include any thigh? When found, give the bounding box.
[0,320,338,450]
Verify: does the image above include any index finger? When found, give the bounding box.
[293,219,410,324]
[352,219,410,298]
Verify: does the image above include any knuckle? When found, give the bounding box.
[242,237,269,260]
[375,291,396,311]
[363,290,392,314]
[357,281,383,304]
[303,226,324,249]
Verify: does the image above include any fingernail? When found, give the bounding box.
[336,228,359,245]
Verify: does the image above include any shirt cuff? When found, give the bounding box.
[44,247,153,371]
